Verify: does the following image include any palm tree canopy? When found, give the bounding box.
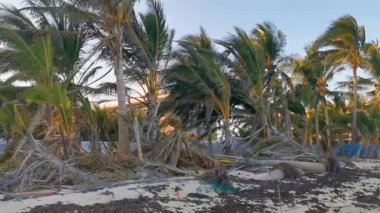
[312,15,368,69]
[165,29,230,121]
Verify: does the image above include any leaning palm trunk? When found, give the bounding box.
[113,26,131,155]
[146,101,160,143]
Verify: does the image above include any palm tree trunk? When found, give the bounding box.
[73,107,82,154]
[90,127,101,154]
[113,26,130,155]
[303,120,310,150]
[134,117,143,161]
[284,110,292,138]
[352,66,359,144]
[146,98,160,142]
[324,103,332,153]
[314,105,323,155]
[283,98,292,139]
[223,119,232,153]
[262,98,272,140]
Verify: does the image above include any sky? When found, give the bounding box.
[5,0,380,57]
[135,0,380,56]
[2,0,380,93]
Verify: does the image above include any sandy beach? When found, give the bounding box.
[1,160,378,213]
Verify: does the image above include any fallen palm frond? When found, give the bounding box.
[0,143,97,192]
[147,129,182,167]
[0,102,98,192]
[178,148,217,169]
[252,137,304,158]
[142,162,199,176]
[77,154,139,177]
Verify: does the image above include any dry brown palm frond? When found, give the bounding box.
[178,148,217,169]
[0,144,97,192]
[147,129,182,166]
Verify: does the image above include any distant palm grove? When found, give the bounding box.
[1,0,380,189]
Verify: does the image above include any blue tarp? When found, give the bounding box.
[334,144,378,158]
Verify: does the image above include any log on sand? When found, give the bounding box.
[6,189,57,199]
[235,159,336,181]
[246,159,327,173]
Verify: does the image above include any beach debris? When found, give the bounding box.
[174,186,182,198]
[0,194,20,201]
[320,155,341,177]
[211,163,240,194]
[272,162,301,180]
[214,163,230,185]
[211,181,240,194]
[98,190,115,198]
[245,159,328,173]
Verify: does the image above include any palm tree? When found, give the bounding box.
[0,1,104,154]
[219,23,289,141]
[70,0,138,155]
[292,50,342,153]
[219,28,267,141]
[124,0,174,142]
[0,25,75,155]
[166,29,232,150]
[252,22,288,94]
[313,15,369,144]
[364,41,380,99]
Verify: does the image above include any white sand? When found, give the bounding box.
[352,159,380,173]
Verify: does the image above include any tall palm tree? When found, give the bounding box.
[125,0,174,141]
[292,50,342,153]
[313,15,369,143]
[219,28,268,140]
[70,0,138,155]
